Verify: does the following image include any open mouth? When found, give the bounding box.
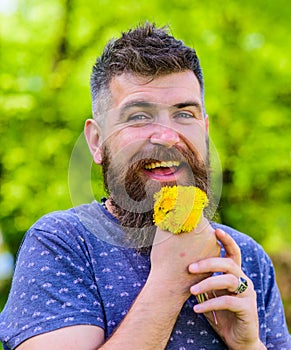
[143,160,182,179]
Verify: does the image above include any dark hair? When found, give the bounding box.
[90,22,204,115]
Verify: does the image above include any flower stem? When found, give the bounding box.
[196,292,218,325]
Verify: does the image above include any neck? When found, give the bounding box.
[103,196,156,250]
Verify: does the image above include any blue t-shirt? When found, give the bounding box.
[0,201,290,349]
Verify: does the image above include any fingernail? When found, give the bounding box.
[189,263,198,272]
[194,304,201,312]
[216,229,226,237]
[190,285,199,294]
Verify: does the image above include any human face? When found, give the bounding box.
[86,70,209,203]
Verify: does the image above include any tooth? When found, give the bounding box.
[144,161,180,169]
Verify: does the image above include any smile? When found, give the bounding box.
[144,161,180,170]
[142,160,183,182]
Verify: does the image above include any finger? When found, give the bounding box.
[189,256,240,275]
[193,294,254,314]
[215,229,241,266]
[190,273,240,295]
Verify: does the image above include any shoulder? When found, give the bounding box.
[15,202,109,264]
[0,203,108,349]
[26,201,103,241]
[32,202,98,231]
[25,201,124,251]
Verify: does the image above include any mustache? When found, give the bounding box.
[127,144,204,171]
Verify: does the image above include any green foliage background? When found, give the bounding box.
[0,0,291,342]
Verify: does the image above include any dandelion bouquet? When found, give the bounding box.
[153,185,208,234]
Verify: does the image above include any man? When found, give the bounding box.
[0,23,290,349]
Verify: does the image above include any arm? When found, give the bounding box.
[16,326,105,350]
[15,272,186,350]
[101,273,186,349]
[15,274,185,350]
[15,275,185,350]
[16,219,220,350]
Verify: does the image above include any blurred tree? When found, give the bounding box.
[0,0,290,332]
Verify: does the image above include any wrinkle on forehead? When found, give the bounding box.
[109,71,203,110]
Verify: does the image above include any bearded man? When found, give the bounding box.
[0,23,290,350]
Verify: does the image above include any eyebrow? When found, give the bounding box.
[173,101,202,110]
[120,101,156,112]
[120,100,203,114]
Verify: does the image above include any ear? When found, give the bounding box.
[84,119,103,164]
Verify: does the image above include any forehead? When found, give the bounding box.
[108,71,203,109]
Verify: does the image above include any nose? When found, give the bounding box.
[149,123,180,148]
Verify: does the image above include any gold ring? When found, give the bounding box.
[234,277,248,294]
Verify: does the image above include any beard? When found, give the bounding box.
[101,142,210,252]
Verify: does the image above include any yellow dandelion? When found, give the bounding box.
[153,186,208,234]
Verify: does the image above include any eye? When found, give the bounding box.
[174,111,195,120]
[127,113,151,122]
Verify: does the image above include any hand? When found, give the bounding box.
[149,217,221,298]
[189,229,265,350]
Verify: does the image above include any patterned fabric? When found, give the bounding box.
[0,201,290,349]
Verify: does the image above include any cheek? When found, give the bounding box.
[107,128,147,160]
[182,124,208,161]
